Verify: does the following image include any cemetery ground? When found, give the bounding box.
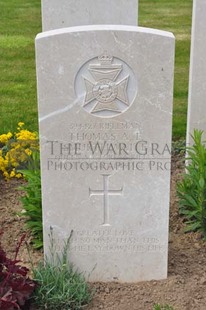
[1,154,206,310]
[0,0,203,309]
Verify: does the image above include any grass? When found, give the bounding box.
[0,0,192,139]
[139,0,192,139]
[32,229,92,309]
[0,0,41,134]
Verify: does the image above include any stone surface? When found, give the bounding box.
[41,0,138,31]
[187,0,206,145]
[36,25,175,282]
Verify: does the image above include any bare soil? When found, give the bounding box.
[1,156,206,310]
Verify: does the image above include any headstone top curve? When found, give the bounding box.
[36,25,175,41]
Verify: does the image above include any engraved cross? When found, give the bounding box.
[89,174,123,226]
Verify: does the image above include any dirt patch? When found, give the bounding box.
[0,178,43,270]
[1,156,206,310]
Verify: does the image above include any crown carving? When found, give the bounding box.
[98,51,113,65]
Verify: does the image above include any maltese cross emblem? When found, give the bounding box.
[83,52,130,116]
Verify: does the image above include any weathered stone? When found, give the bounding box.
[41,0,138,31]
[187,0,206,145]
[36,25,175,282]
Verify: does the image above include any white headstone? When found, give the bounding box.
[187,0,206,145]
[36,25,175,282]
[41,0,138,31]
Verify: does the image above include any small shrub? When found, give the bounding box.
[32,228,92,310]
[0,232,36,309]
[177,129,206,237]
[18,151,43,249]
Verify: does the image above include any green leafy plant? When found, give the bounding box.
[172,139,186,155]
[18,151,43,249]
[0,232,37,310]
[177,129,206,237]
[153,304,175,310]
[32,228,92,310]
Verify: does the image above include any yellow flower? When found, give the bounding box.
[14,144,21,150]
[10,170,16,178]
[25,149,32,156]
[18,122,25,128]
[0,133,12,144]
[7,132,12,139]
[16,129,37,141]
[0,122,39,180]
[3,171,10,179]
[16,173,22,179]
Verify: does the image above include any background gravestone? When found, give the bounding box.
[36,25,175,282]
[187,0,206,145]
[41,0,138,31]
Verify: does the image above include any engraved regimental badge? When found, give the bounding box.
[75,52,137,118]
